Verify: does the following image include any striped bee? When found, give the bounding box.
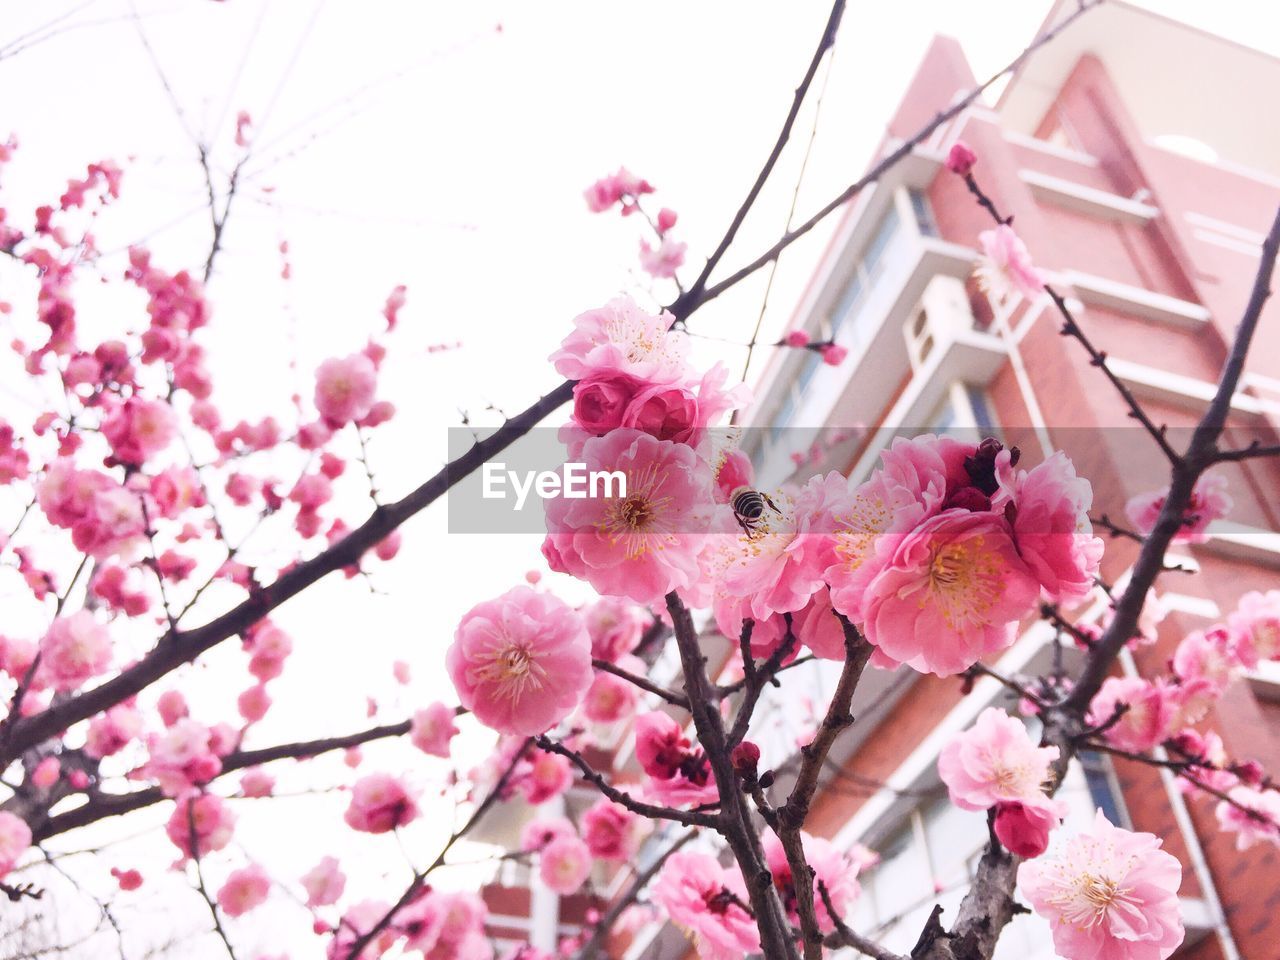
[731,487,780,538]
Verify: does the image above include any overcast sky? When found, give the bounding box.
[2,1,1279,956]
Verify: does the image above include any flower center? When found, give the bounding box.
[924,537,1002,629]
[620,494,653,529]
[476,641,544,703]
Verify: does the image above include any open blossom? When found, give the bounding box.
[410,702,459,758]
[634,711,716,806]
[301,855,346,907]
[1019,811,1183,960]
[401,890,491,960]
[543,431,712,605]
[1214,786,1280,850]
[520,816,575,854]
[939,708,1059,809]
[1087,677,1175,753]
[639,235,687,278]
[1125,471,1231,544]
[166,794,235,858]
[652,851,760,960]
[100,396,178,465]
[1227,589,1280,667]
[583,597,646,662]
[975,224,1043,305]
[344,773,419,834]
[761,830,861,934]
[37,459,145,559]
[85,703,143,758]
[144,718,223,796]
[581,799,644,862]
[583,167,653,212]
[314,353,377,427]
[447,586,592,736]
[861,510,1040,675]
[581,666,639,724]
[521,748,573,805]
[549,296,689,383]
[539,835,592,895]
[39,611,111,691]
[0,812,31,876]
[217,863,271,917]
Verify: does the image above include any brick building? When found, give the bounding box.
[491,3,1280,957]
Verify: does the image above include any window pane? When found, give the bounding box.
[909,188,938,237]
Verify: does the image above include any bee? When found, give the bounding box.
[731,487,780,538]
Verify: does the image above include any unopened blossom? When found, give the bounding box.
[639,235,687,278]
[819,342,848,366]
[946,140,978,175]
[39,611,111,692]
[0,812,31,876]
[1087,676,1175,753]
[784,330,810,347]
[581,799,644,862]
[1214,786,1280,851]
[1125,471,1231,544]
[31,757,59,789]
[543,431,712,605]
[314,353,377,427]
[1019,811,1183,960]
[652,851,760,960]
[343,773,419,834]
[410,702,459,758]
[237,683,271,723]
[761,830,861,933]
[166,794,235,858]
[975,224,1044,304]
[549,296,689,384]
[861,510,1040,675]
[539,835,592,895]
[111,867,144,891]
[301,855,346,907]
[447,585,592,736]
[217,863,271,917]
[239,768,274,798]
[1227,589,1280,667]
[994,799,1063,858]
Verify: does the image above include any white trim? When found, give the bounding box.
[1003,130,1100,167]
[1196,522,1280,567]
[1060,270,1210,329]
[1104,358,1271,417]
[1184,212,1266,245]
[1246,660,1280,698]
[1193,228,1264,258]
[1145,137,1280,191]
[1157,591,1221,620]
[1020,169,1159,224]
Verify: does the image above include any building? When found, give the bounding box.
[490,3,1280,957]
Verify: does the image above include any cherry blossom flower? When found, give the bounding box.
[39,611,111,692]
[327,900,398,960]
[543,431,712,605]
[111,867,144,891]
[819,342,848,366]
[939,707,1059,809]
[860,510,1039,676]
[31,756,59,789]
[343,773,419,834]
[634,711,717,806]
[581,666,639,725]
[651,851,760,960]
[520,816,575,854]
[1172,626,1244,697]
[410,702,459,758]
[583,167,654,213]
[639,235,687,278]
[447,585,592,736]
[144,718,224,796]
[946,140,977,175]
[539,835,592,895]
[1214,786,1280,850]
[994,799,1063,858]
[166,793,235,858]
[521,748,573,806]
[0,812,31,876]
[100,396,178,465]
[975,224,1044,305]
[301,856,346,907]
[218,863,271,917]
[314,353,377,427]
[761,830,861,933]
[581,799,644,862]
[1087,676,1175,753]
[583,597,647,662]
[85,703,143,758]
[1227,589,1280,667]
[239,768,274,798]
[401,890,491,960]
[549,296,689,384]
[1019,811,1184,960]
[1125,471,1231,544]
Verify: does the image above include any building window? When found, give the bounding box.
[1079,749,1132,829]
[832,203,902,340]
[908,187,938,238]
[925,383,998,435]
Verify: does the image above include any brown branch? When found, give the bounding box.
[1212,439,1280,463]
[819,880,904,960]
[591,659,689,711]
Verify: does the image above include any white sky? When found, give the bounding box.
[2,1,1279,956]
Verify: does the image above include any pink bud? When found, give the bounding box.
[656,208,678,234]
[946,140,977,176]
[819,343,848,366]
[730,741,761,778]
[784,330,810,348]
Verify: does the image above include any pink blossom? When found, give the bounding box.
[39,611,111,692]
[819,342,848,366]
[101,396,178,465]
[111,867,144,891]
[975,224,1044,304]
[761,830,861,933]
[1019,811,1183,960]
[31,756,59,789]
[237,683,271,723]
[861,510,1039,675]
[583,167,653,213]
[522,748,573,805]
[240,768,275,798]
[543,431,712,605]
[37,460,144,559]
[583,597,646,662]
[234,110,253,147]
[549,296,689,383]
[657,208,678,233]
[166,794,235,858]
[156,689,189,727]
[1172,626,1243,696]
[314,354,377,427]
[344,773,419,834]
[712,448,754,505]
[939,707,1060,809]
[651,851,760,960]
[217,863,270,917]
[85,703,143,758]
[302,855,346,907]
[383,284,407,330]
[1214,786,1280,851]
[1002,452,1103,603]
[328,900,398,960]
[639,236,687,278]
[1125,471,1231,544]
[945,140,977,176]
[447,585,592,736]
[0,812,31,876]
[410,702,459,758]
[401,890,491,959]
[581,799,644,862]
[571,374,641,435]
[520,816,575,854]
[1227,589,1280,667]
[994,799,1062,858]
[145,718,223,796]
[784,330,810,348]
[1087,676,1174,753]
[634,711,716,806]
[539,835,592,895]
